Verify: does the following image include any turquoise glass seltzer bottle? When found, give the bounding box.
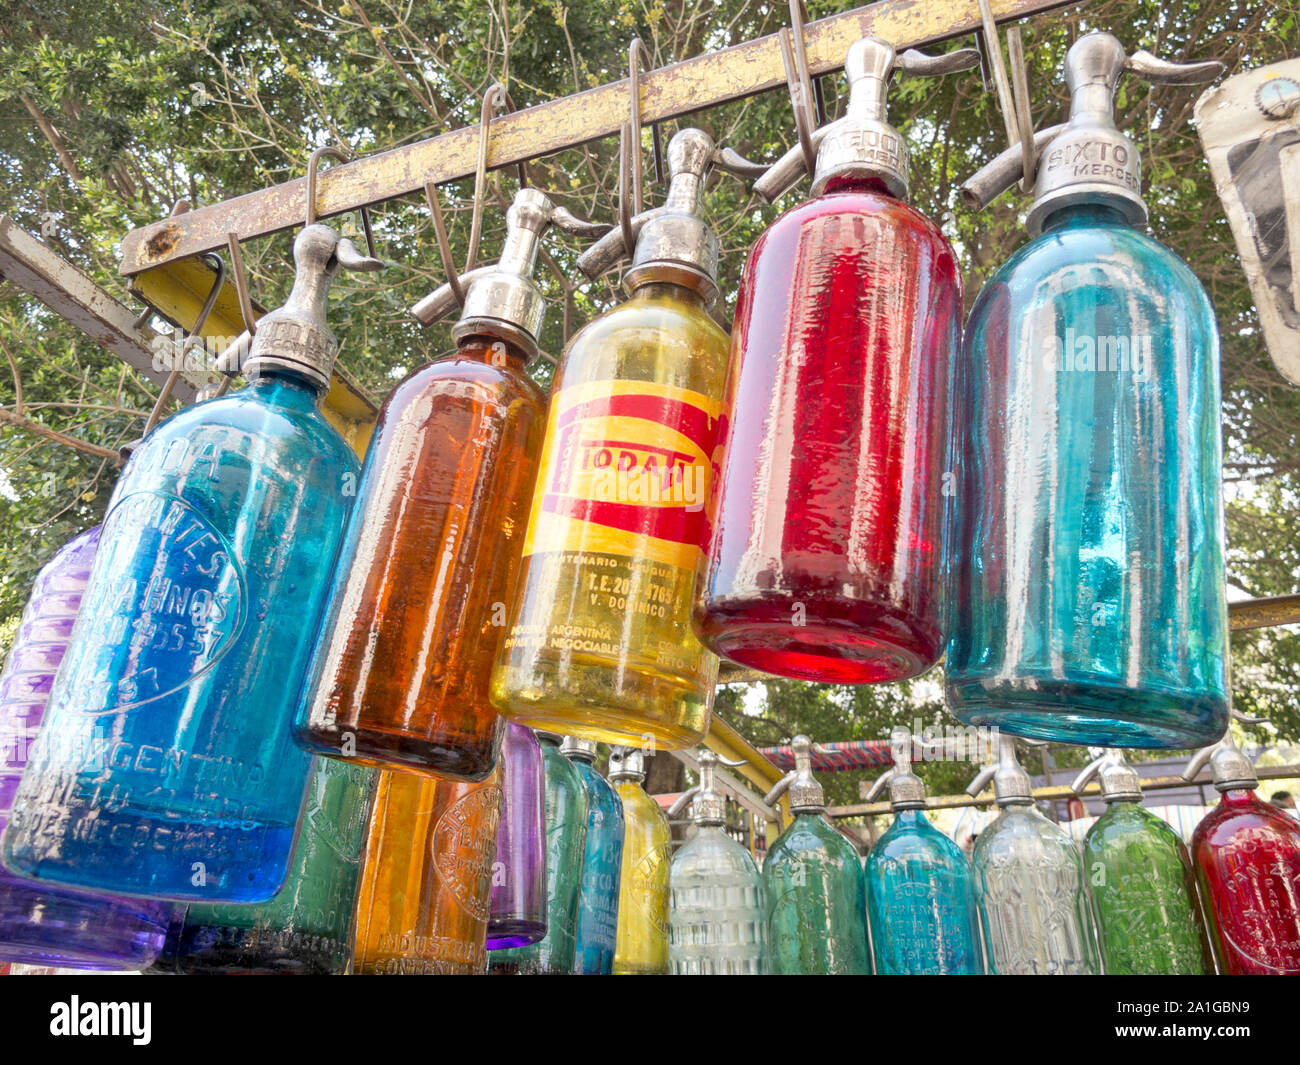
[1071,748,1212,974]
[761,735,869,974]
[562,736,624,975]
[863,730,984,974]
[945,33,1229,747]
[2,223,381,901]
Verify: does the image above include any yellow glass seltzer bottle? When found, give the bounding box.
[609,746,671,974]
[491,129,730,750]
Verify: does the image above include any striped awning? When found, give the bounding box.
[760,740,895,772]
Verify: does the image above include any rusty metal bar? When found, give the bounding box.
[0,215,207,400]
[1229,594,1300,632]
[118,0,1069,276]
[0,216,378,457]
[705,714,787,794]
[830,763,1300,818]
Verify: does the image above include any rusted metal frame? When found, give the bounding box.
[1228,594,1300,632]
[831,763,1300,819]
[701,714,790,844]
[119,0,1073,275]
[675,737,787,852]
[705,713,788,794]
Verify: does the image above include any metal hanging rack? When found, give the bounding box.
[116,0,1068,276]
[829,761,1300,819]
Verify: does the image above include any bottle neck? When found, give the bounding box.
[819,173,894,198]
[1040,201,1131,233]
[893,808,928,828]
[455,334,531,369]
[248,369,324,406]
[627,277,708,309]
[1219,787,1259,807]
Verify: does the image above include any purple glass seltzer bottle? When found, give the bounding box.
[0,526,170,968]
[486,721,547,948]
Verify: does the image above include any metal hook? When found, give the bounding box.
[788,1,826,121]
[627,39,665,206]
[466,83,508,274]
[1006,27,1036,193]
[418,82,520,309]
[423,180,467,308]
[305,145,379,260]
[143,251,224,435]
[617,124,639,257]
[778,19,819,177]
[617,40,665,261]
[494,86,532,191]
[225,230,258,338]
[975,0,1035,192]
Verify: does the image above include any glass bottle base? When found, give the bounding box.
[153,926,349,975]
[0,877,166,970]
[3,814,296,903]
[494,654,710,751]
[612,960,670,975]
[696,601,940,683]
[295,721,498,782]
[503,704,705,752]
[947,676,1228,749]
[486,918,547,951]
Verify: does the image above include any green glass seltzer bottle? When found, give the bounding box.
[1073,749,1214,975]
[761,736,870,974]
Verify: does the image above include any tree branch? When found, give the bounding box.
[0,408,122,464]
[347,0,446,124]
[0,334,24,415]
[19,91,84,186]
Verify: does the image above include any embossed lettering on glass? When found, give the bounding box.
[2,224,373,901]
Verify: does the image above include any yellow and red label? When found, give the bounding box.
[523,380,724,569]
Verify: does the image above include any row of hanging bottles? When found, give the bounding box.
[1,26,1298,975]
